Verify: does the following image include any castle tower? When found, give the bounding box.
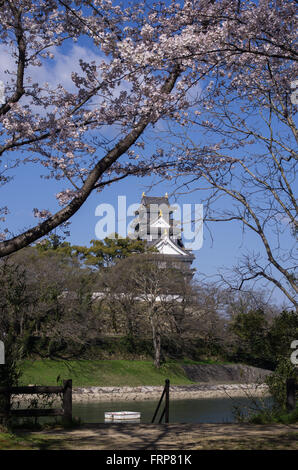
[134,193,195,275]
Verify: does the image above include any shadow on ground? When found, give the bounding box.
[16,423,298,450]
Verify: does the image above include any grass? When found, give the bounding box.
[0,431,50,450]
[20,359,197,387]
[0,430,79,450]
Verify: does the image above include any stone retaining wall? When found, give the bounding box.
[72,383,270,402]
[11,383,270,406]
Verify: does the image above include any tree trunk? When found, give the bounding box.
[154,333,161,369]
[151,320,161,368]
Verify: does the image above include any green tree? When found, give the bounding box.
[0,246,99,359]
[0,260,27,423]
[35,234,151,269]
[268,311,298,367]
[73,236,150,269]
[229,309,271,369]
[265,357,298,411]
[35,233,73,254]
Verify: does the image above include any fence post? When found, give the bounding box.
[286,378,296,412]
[63,379,72,425]
[165,379,170,423]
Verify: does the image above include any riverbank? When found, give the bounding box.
[20,359,194,387]
[12,383,270,408]
[16,360,272,404]
[72,383,270,402]
[20,359,272,388]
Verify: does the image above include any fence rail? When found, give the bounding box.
[151,379,170,424]
[0,379,72,423]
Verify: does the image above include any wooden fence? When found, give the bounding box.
[0,379,72,423]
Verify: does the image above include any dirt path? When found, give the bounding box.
[23,423,298,450]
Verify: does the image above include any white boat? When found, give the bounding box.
[104,411,141,421]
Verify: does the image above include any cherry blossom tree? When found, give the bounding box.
[0,0,296,257]
[150,1,297,308]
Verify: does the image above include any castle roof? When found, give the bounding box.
[147,235,195,259]
[141,195,169,207]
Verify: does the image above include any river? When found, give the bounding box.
[72,396,270,424]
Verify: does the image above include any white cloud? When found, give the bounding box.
[0,42,104,94]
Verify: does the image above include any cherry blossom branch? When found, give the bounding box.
[0,2,26,116]
[0,66,181,257]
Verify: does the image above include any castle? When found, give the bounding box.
[134,193,195,276]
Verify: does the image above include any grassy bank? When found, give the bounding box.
[20,359,200,387]
[0,432,49,450]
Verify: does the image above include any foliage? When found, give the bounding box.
[232,356,298,424]
[265,357,298,410]
[0,261,26,387]
[268,311,298,365]
[228,309,271,368]
[249,407,298,425]
[0,246,99,359]
[235,398,298,425]
[73,236,152,268]
[226,309,298,370]
[0,261,26,423]
[35,233,151,268]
